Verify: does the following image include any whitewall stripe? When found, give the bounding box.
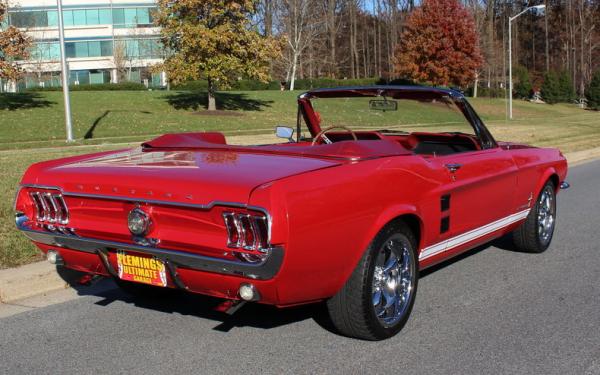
[419,209,531,261]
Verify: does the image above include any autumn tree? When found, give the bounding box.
[392,0,482,88]
[155,0,280,110]
[0,1,32,81]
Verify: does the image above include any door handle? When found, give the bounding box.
[445,163,462,173]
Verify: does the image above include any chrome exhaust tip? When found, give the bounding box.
[239,283,260,302]
[47,250,64,266]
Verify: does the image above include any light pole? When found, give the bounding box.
[509,4,545,120]
[56,0,74,142]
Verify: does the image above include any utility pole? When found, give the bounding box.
[56,0,74,142]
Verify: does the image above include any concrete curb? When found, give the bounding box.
[565,146,600,166]
[1,147,598,305]
[0,261,70,303]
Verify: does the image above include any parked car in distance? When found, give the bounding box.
[15,86,568,340]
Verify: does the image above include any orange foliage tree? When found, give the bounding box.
[0,1,31,80]
[393,0,482,88]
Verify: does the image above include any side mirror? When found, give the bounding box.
[275,126,294,142]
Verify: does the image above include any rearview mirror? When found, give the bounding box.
[276,126,294,142]
[369,99,398,112]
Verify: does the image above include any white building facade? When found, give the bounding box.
[3,0,165,91]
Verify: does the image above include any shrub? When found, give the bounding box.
[466,86,506,98]
[541,71,561,104]
[231,79,280,91]
[587,70,600,110]
[514,65,532,99]
[289,78,380,90]
[557,71,576,102]
[172,80,209,91]
[27,82,147,92]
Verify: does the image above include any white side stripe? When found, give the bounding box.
[419,209,531,261]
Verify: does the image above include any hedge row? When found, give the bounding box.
[172,77,413,91]
[27,82,148,92]
[23,77,424,92]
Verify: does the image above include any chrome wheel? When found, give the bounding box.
[371,236,415,327]
[537,186,556,246]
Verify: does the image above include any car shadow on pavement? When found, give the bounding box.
[57,269,337,335]
[55,234,522,336]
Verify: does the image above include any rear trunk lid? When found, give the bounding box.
[27,147,341,204]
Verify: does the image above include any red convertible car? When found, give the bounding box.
[15,86,568,340]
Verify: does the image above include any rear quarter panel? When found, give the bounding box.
[249,155,448,305]
[507,146,568,208]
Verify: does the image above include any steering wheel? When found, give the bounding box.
[311,126,358,146]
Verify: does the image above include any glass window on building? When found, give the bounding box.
[70,71,90,85]
[112,8,125,26]
[136,8,150,25]
[10,12,36,28]
[151,73,162,87]
[99,9,111,24]
[88,41,101,57]
[47,11,58,27]
[128,68,141,83]
[65,42,76,58]
[90,70,104,84]
[100,41,113,56]
[125,39,139,57]
[74,42,88,57]
[124,8,138,26]
[48,43,60,60]
[33,11,48,27]
[63,11,74,27]
[72,10,86,26]
[85,9,99,25]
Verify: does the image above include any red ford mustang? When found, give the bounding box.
[15,86,568,340]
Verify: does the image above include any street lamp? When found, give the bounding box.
[508,4,545,120]
[56,0,74,142]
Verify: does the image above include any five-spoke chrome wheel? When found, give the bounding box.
[537,185,556,247]
[327,223,418,340]
[371,235,415,327]
[512,180,557,253]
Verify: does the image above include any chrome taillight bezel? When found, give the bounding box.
[223,211,270,253]
[28,190,70,226]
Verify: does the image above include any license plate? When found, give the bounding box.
[116,250,167,287]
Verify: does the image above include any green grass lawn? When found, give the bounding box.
[0,89,599,268]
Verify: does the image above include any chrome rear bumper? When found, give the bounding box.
[16,214,283,281]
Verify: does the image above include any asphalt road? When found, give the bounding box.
[1,160,599,375]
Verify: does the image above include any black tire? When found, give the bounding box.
[512,180,557,253]
[326,221,419,340]
[115,279,178,300]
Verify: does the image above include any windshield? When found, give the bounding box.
[309,96,475,135]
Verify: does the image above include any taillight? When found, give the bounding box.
[223,211,270,263]
[22,189,70,227]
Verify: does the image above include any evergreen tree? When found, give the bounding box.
[514,65,532,99]
[587,70,600,110]
[557,71,576,103]
[541,71,561,104]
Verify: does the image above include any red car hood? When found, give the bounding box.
[22,148,342,205]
